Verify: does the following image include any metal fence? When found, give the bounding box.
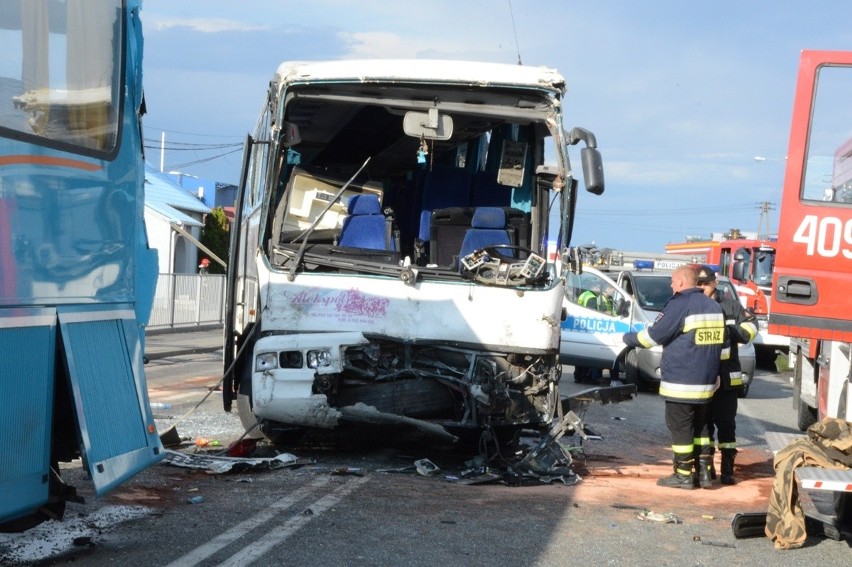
[148,273,226,330]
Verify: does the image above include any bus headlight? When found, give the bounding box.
[255,352,279,371]
[307,349,331,368]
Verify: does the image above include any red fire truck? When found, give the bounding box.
[768,49,852,523]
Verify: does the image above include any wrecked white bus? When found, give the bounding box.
[224,60,604,447]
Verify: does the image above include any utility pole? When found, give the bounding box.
[160,131,165,172]
[757,200,776,239]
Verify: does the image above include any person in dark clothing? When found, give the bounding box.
[623,265,725,489]
[694,265,758,485]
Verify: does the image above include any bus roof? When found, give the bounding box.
[273,59,566,93]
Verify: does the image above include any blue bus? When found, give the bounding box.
[0,0,162,530]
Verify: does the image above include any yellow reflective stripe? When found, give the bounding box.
[637,328,658,348]
[683,313,725,332]
[672,444,693,455]
[685,315,725,345]
[659,381,716,400]
[676,467,693,475]
[730,374,744,387]
[694,437,711,446]
[721,346,731,360]
[741,321,758,342]
[718,442,736,449]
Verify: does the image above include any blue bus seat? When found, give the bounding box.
[459,207,512,259]
[338,194,393,250]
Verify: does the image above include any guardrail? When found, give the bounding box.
[147,273,225,330]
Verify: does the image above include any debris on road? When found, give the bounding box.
[415,459,440,477]
[0,505,154,565]
[637,510,682,524]
[331,467,364,476]
[162,449,301,474]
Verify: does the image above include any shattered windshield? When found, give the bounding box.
[266,82,560,288]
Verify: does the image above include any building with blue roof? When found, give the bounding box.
[143,164,211,274]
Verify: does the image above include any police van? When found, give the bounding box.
[559,266,648,382]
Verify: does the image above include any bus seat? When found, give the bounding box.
[338,194,393,250]
[459,207,511,260]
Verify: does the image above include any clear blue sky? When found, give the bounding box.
[139,0,851,253]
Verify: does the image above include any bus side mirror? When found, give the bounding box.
[581,147,604,195]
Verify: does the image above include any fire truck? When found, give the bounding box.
[768,50,852,523]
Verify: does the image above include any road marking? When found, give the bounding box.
[217,475,370,566]
[163,476,334,567]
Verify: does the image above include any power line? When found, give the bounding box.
[144,141,243,151]
[163,148,243,170]
[144,126,244,139]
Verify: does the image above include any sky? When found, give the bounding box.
[138,0,852,253]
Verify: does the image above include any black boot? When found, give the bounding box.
[697,456,713,488]
[658,454,695,490]
[721,448,736,485]
[708,447,717,480]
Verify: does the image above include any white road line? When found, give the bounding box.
[217,475,370,567]
[163,476,333,567]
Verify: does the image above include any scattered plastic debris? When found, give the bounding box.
[162,449,300,474]
[187,495,205,504]
[226,438,257,457]
[332,467,364,476]
[637,510,682,524]
[415,459,440,477]
[701,541,736,548]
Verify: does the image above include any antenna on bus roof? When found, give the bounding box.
[507,0,523,65]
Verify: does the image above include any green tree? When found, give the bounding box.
[199,207,230,274]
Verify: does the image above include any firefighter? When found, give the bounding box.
[622,265,724,489]
[695,265,758,485]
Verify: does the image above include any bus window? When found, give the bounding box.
[0,0,122,154]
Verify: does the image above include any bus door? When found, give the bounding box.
[58,305,163,495]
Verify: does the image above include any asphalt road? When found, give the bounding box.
[2,357,850,566]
